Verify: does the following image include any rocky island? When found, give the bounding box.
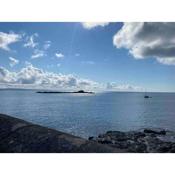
[36,90,94,94]
[1,113,175,153]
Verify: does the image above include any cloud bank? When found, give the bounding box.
[0,64,143,92]
[113,22,175,65]
[0,64,98,90]
[106,82,143,92]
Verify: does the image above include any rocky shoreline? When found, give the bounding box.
[89,129,175,153]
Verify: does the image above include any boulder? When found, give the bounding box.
[143,129,166,135]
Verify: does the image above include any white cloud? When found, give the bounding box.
[106,82,143,92]
[113,22,175,65]
[24,33,38,48]
[0,64,144,91]
[55,52,64,59]
[0,64,99,90]
[43,41,51,50]
[9,57,19,67]
[31,49,45,59]
[81,22,109,29]
[0,32,21,51]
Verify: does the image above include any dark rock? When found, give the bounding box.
[144,129,166,135]
[127,132,146,141]
[157,143,172,153]
[88,137,94,140]
[98,134,106,138]
[169,144,175,153]
[90,129,175,153]
[98,140,112,144]
[106,131,129,141]
[127,142,147,153]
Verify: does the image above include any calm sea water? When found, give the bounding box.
[0,89,175,138]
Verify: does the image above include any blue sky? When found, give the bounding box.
[0,22,175,92]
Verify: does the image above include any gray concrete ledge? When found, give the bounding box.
[0,114,123,153]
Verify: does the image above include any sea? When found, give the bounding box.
[0,89,175,138]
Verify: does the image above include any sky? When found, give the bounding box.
[0,22,175,92]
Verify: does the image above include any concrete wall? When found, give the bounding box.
[0,114,121,153]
